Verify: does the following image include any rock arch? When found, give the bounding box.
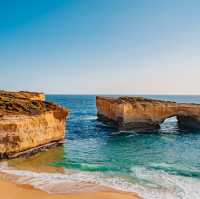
[96,96,200,131]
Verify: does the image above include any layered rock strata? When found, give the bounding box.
[0,90,45,101]
[96,96,200,131]
[0,91,68,158]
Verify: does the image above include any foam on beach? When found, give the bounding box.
[0,162,199,199]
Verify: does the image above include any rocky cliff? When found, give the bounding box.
[0,90,45,101]
[0,91,68,158]
[96,96,200,131]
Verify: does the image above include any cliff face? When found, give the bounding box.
[96,96,200,131]
[0,91,68,158]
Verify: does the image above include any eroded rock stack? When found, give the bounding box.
[0,91,68,158]
[96,96,200,131]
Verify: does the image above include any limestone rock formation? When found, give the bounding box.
[0,91,68,158]
[96,96,200,131]
[0,90,45,101]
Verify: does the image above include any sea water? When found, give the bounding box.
[1,95,200,199]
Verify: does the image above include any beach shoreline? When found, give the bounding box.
[0,177,141,199]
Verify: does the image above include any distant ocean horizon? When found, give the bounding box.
[1,95,200,199]
[45,94,200,96]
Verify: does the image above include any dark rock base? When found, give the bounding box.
[177,116,200,130]
[0,140,65,159]
[97,113,160,132]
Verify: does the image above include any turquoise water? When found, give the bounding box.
[46,95,200,176]
[1,95,200,199]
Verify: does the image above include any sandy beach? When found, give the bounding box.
[0,178,141,199]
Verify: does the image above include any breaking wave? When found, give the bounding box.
[0,162,199,199]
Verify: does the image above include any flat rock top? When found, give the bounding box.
[96,96,176,104]
[0,91,68,118]
[0,90,44,100]
[96,96,200,110]
[117,96,175,104]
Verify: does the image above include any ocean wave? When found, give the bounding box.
[129,166,200,199]
[52,162,120,172]
[149,162,200,178]
[0,162,200,199]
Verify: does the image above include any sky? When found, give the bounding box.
[0,0,200,94]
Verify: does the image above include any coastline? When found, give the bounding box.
[1,94,200,199]
[0,178,141,199]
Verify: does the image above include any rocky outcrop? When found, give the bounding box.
[96,96,200,131]
[0,90,45,101]
[0,91,68,158]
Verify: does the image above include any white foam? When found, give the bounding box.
[82,115,97,120]
[0,162,199,199]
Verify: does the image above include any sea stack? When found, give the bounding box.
[0,91,68,158]
[96,96,200,131]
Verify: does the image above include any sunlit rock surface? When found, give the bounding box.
[0,90,45,101]
[0,91,68,158]
[96,96,200,131]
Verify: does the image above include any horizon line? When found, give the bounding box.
[44,93,200,96]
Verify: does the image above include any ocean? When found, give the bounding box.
[1,95,200,199]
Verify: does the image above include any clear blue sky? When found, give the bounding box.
[1,0,200,94]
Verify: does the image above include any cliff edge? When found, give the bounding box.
[0,91,68,158]
[0,90,45,101]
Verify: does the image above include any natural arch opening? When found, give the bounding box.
[160,116,178,132]
[160,115,200,131]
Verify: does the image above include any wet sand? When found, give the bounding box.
[0,179,141,199]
